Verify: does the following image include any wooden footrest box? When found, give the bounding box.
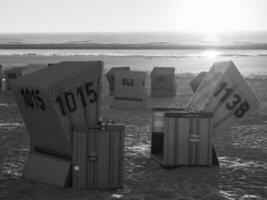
[151,110,218,168]
[72,123,125,190]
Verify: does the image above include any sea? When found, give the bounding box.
[0,31,267,76]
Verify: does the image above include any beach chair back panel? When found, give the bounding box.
[114,71,147,100]
[187,61,259,132]
[164,112,213,166]
[21,64,47,76]
[12,61,103,156]
[72,124,125,190]
[106,67,130,96]
[151,67,176,97]
[51,77,102,125]
[5,67,23,90]
[190,71,207,93]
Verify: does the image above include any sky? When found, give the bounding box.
[0,0,267,33]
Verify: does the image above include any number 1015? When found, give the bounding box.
[55,82,98,116]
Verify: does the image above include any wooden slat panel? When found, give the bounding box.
[73,124,124,190]
[177,118,190,165]
[87,130,96,189]
[119,128,125,186]
[198,118,209,165]
[207,118,214,165]
[72,131,87,190]
[111,130,119,186]
[164,117,175,164]
[189,118,197,165]
[158,111,214,167]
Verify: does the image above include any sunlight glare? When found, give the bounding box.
[202,50,221,59]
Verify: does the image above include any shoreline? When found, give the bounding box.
[1,54,267,76]
[1,42,267,50]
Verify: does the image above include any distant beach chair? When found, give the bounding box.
[151,67,176,97]
[113,70,147,109]
[106,67,130,96]
[5,67,24,90]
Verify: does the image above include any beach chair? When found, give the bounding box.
[13,61,103,187]
[5,67,24,90]
[113,70,147,109]
[151,67,176,97]
[187,61,259,133]
[106,67,130,96]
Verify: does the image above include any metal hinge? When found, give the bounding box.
[189,134,200,142]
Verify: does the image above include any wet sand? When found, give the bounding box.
[0,75,267,200]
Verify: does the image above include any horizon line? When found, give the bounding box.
[1,30,267,34]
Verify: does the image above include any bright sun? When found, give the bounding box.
[176,0,248,34]
[202,50,221,59]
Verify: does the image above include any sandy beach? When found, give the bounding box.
[0,69,266,200]
[1,0,267,198]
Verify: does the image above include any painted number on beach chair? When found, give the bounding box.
[122,78,134,86]
[55,81,98,116]
[214,82,250,118]
[21,88,45,111]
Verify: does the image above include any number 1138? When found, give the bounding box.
[214,82,250,118]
